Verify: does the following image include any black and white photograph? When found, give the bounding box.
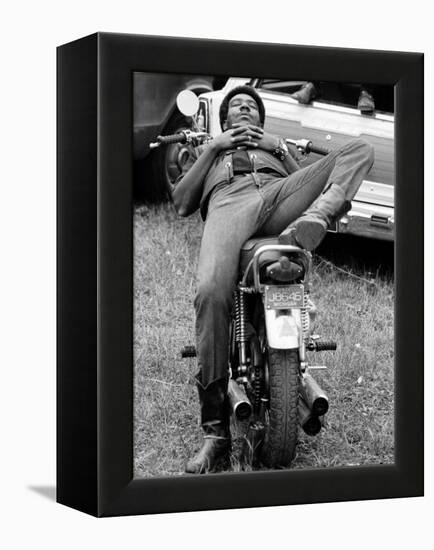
[2,0,429,545]
[133,72,395,477]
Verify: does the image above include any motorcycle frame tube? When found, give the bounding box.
[57,32,423,517]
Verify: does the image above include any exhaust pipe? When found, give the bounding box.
[228,379,252,420]
[300,373,329,416]
[298,397,322,436]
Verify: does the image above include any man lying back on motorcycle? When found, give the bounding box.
[171,85,374,474]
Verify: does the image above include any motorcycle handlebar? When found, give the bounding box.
[149,130,209,149]
[156,132,187,145]
[306,142,330,156]
[150,133,331,155]
[285,138,330,157]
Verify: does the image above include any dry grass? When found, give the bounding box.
[133,203,394,477]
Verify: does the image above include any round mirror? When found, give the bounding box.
[176,90,199,117]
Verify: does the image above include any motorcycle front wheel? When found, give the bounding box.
[260,348,300,468]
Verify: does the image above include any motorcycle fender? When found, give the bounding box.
[265,309,301,349]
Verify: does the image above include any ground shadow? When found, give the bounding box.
[316,233,394,278]
[28,486,56,502]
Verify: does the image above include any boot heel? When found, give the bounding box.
[278,219,327,251]
[293,219,327,251]
[186,375,232,474]
[278,226,298,246]
[279,184,347,251]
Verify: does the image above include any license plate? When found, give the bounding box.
[264,284,304,310]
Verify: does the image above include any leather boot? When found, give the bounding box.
[291,82,317,104]
[279,184,351,251]
[185,374,231,474]
[358,89,375,114]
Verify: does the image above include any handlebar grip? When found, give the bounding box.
[306,143,330,156]
[157,132,186,145]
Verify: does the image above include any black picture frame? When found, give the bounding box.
[57,32,424,517]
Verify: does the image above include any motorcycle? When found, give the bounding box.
[149,91,337,468]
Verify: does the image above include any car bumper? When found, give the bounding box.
[330,201,394,241]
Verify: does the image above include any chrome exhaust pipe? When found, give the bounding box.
[300,373,329,416]
[228,379,253,420]
[298,397,322,436]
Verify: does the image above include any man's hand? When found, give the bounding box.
[230,123,280,152]
[210,125,260,153]
[229,123,300,175]
[211,124,279,154]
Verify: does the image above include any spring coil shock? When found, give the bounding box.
[234,288,249,373]
[234,289,247,343]
[301,291,311,344]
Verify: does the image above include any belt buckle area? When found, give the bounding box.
[251,172,261,188]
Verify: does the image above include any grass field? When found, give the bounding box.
[133,202,394,477]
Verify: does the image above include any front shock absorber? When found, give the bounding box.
[234,287,249,378]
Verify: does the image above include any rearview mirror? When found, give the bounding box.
[176,90,199,117]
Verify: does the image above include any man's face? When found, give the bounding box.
[223,93,261,130]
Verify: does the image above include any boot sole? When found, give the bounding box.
[280,220,327,251]
[278,226,298,247]
[294,219,327,251]
[185,447,231,474]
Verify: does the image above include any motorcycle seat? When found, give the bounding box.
[239,236,282,275]
[239,236,308,282]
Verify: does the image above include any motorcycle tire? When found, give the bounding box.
[260,349,299,468]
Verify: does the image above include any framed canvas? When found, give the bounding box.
[57,32,423,517]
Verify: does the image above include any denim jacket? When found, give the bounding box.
[175,143,293,220]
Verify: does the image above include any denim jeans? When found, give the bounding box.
[194,138,374,386]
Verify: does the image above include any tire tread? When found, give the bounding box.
[261,349,299,467]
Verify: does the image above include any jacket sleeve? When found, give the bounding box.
[172,144,202,187]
